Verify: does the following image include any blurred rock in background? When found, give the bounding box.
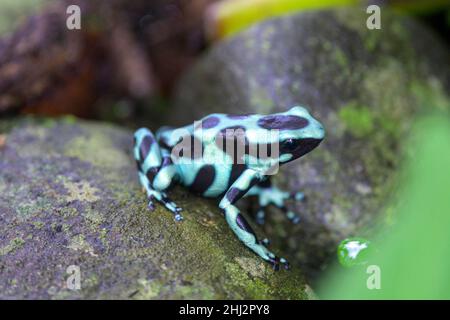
[0,0,216,119]
[0,0,448,121]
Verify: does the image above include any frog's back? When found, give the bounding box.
[155,113,256,198]
[155,113,252,149]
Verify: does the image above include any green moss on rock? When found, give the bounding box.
[338,103,374,138]
[0,237,25,256]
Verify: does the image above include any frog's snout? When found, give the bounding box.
[313,122,325,141]
[304,114,325,142]
[287,105,325,141]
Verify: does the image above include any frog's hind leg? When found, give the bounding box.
[219,169,289,270]
[245,179,303,225]
[134,128,183,221]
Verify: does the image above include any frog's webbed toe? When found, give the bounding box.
[254,204,300,225]
[259,238,270,247]
[280,206,301,224]
[145,189,183,221]
[161,202,183,221]
[267,255,290,271]
[248,183,304,225]
[290,191,305,202]
[258,243,289,270]
[159,192,184,221]
[147,196,156,212]
[255,208,266,225]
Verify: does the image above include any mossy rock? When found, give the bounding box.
[0,117,309,299]
[171,8,450,280]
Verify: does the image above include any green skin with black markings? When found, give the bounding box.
[134,106,324,270]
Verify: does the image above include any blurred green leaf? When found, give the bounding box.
[208,0,358,39]
[208,0,450,40]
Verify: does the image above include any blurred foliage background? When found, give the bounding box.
[0,0,448,120]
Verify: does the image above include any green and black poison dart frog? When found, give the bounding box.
[133,106,324,270]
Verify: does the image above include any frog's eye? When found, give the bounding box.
[281,138,297,152]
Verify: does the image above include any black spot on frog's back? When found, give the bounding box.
[216,125,247,139]
[214,126,248,164]
[171,135,204,160]
[196,116,220,129]
[257,115,309,130]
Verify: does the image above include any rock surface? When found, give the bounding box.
[171,8,450,279]
[0,118,309,299]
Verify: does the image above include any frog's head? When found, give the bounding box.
[256,106,325,166]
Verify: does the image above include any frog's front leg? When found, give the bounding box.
[245,179,304,225]
[219,169,289,270]
[134,128,183,221]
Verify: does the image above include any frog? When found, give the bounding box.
[133,106,324,270]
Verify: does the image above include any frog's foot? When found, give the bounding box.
[284,191,304,224]
[280,205,301,224]
[147,189,183,221]
[257,239,289,270]
[146,195,156,211]
[247,238,290,271]
[254,204,300,225]
[250,187,304,225]
[263,250,290,271]
[290,191,305,202]
[259,238,270,247]
[222,204,289,271]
